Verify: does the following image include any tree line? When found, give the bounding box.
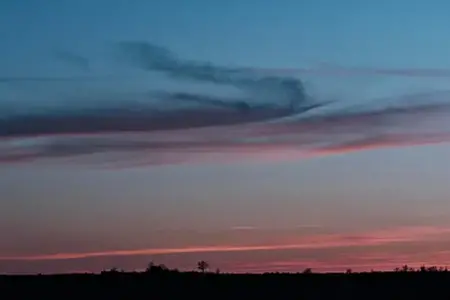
[100,261,450,275]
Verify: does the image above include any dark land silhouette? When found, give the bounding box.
[2,262,450,299]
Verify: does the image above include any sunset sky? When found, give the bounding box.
[2,0,450,274]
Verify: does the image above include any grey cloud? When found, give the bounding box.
[1,91,450,167]
[0,100,302,138]
[0,42,326,136]
[114,41,309,108]
[3,42,450,167]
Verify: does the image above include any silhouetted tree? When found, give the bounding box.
[401,265,413,272]
[145,261,169,274]
[197,260,209,273]
[302,268,312,274]
[346,268,352,274]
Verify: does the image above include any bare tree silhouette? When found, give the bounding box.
[197,261,209,273]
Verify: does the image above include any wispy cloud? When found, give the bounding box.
[2,226,449,262]
[115,41,308,104]
[311,63,450,78]
[230,226,258,231]
[0,76,101,83]
[296,225,323,229]
[2,42,450,167]
[115,41,450,79]
[1,41,323,137]
[1,92,450,167]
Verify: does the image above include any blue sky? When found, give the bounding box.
[3,0,450,109]
[2,0,450,274]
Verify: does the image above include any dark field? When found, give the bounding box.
[2,268,450,300]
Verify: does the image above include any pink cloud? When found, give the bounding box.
[2,226,450,263]
[1,90,450,168]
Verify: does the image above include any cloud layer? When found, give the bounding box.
[1,95,450,167]
[3,225,450,274]
[1,89,450,166]
[2,42,450,167]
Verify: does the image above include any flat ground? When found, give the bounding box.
[1,270,449,299]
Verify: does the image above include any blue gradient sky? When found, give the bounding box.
[2,0,450,274]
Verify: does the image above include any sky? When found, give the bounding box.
[2,0,450,274]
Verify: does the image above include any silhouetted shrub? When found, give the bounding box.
[145,262,170,274]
